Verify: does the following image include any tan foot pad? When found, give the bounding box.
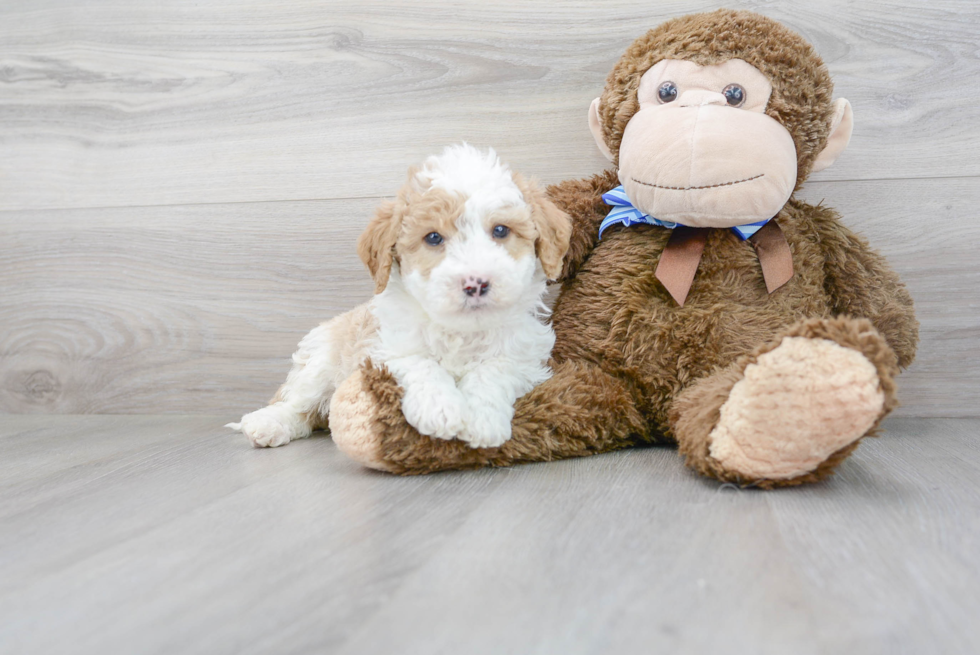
[708,337,885,480]
[329,371,393,472]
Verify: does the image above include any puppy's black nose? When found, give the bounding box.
[463,277,491,297]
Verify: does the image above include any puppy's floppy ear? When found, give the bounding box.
[513,173,572,280]
[357,199,402,293]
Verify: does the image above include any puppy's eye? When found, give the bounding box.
[424,232,444,246]
[492,225,510,239]
[658,81,678,103]
[723,83,746,107]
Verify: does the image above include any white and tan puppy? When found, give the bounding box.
[228,144,571,449]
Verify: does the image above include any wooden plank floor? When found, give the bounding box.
[1,416,978,654]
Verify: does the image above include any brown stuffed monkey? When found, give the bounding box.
[329,9,919,488]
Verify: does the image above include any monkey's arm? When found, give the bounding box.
[546,169,619,280]
[805,201,919,369]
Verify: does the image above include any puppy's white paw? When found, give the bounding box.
[402,385,466,440]
[232,407,297,448]
[459,405,513,448]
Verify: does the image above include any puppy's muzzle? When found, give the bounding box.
[462,276,491,298]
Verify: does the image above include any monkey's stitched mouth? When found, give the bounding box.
[631,173,765,191]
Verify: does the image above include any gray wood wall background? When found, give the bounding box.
[1,0,978,418]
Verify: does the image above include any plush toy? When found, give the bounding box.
[328,9,918,487]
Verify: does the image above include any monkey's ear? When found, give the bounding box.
[812,98,854,173]
[589,97,616,162]
[357,200,401,293]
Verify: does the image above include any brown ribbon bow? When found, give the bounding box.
[654,220,794,307]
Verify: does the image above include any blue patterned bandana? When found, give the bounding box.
[599,185,770,240]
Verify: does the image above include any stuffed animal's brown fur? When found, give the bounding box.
[327,9,918,487]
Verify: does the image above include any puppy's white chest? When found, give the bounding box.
[422,326,501,378]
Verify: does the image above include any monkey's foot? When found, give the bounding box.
[671,317,899,487]
[708,336,884,480]
[329,370,394,472]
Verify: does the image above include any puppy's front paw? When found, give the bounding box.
[459,405,513,449]
[232,407,297,448]
[402,385,466,440]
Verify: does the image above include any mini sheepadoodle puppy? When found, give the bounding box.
[228,144,572,449]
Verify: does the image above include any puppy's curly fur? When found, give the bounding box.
[228,144,571,450]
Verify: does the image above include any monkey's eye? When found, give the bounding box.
[657,81,678,103]
[723,83,746,107]
[492,225,510,239]
[424,232,444,246]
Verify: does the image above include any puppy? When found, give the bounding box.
[228,144,571,449]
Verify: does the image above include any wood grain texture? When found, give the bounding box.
[2,4,977,652]
[0,198,377,414]
[797,178,980,418]
[0,415,977,654]
[0,0,977,211]
[1,0,977,416]
[2,177,976,417]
